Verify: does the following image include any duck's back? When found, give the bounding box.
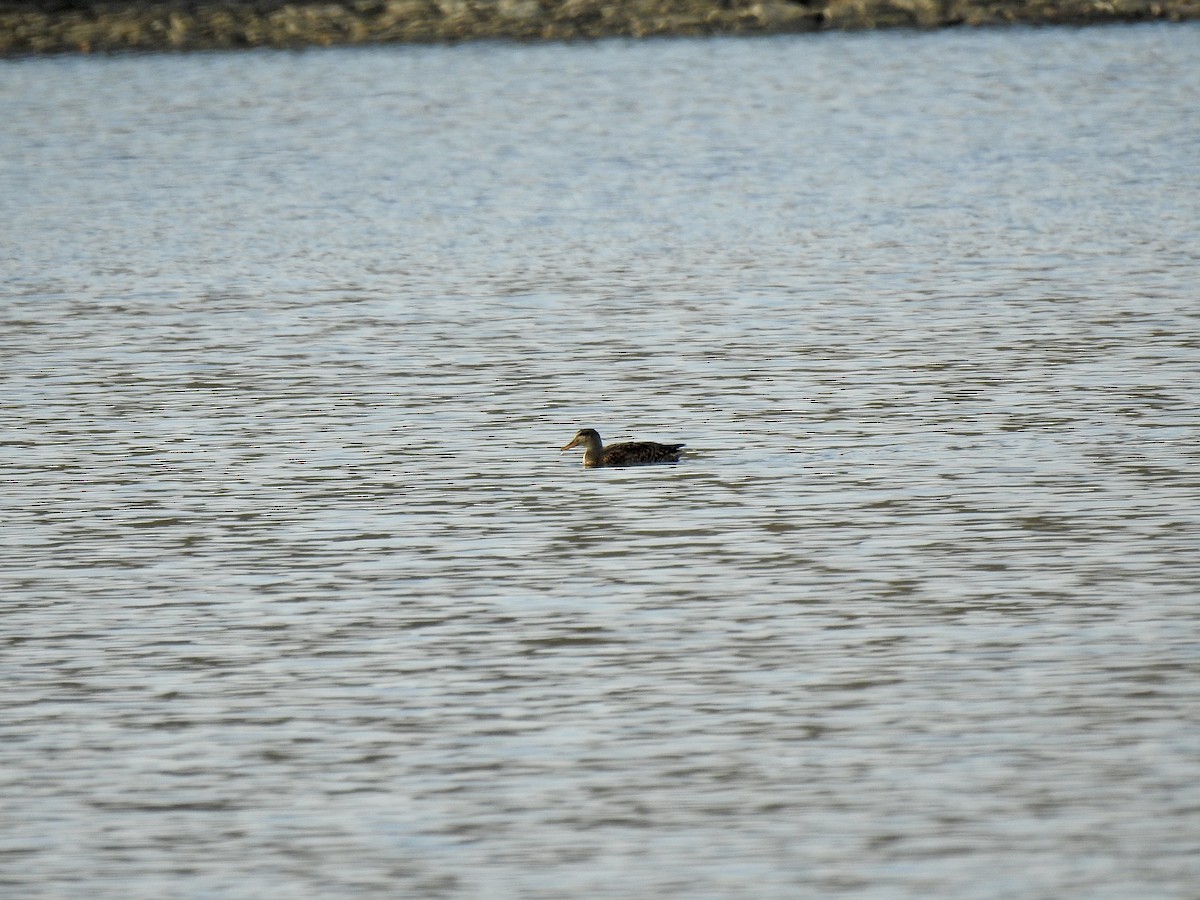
[600,440,685,467]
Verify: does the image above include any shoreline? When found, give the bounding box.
[2,0,1198,57]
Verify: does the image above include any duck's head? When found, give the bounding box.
[561,428,600,452]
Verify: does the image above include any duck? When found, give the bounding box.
[561,428,685,468]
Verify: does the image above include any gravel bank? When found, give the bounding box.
[2,0,1197,56]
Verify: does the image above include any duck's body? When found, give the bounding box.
[561,428,685,468]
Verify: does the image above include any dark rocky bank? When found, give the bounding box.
[2,0,1198,55]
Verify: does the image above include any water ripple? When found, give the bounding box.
[3,23,1200,900]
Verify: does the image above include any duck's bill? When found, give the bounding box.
[561,438,580,451]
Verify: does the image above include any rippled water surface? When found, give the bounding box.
[3,23,1200,898]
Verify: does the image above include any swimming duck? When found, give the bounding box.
[561,428,685,468]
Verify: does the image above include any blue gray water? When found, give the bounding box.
[2,23,1199,898]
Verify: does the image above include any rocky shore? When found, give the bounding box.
[2,0,1197,56]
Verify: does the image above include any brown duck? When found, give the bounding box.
[561,428,685,468]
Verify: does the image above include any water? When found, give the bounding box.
[2,23,1199,898]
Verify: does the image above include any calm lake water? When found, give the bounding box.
[3,22,1200,898]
